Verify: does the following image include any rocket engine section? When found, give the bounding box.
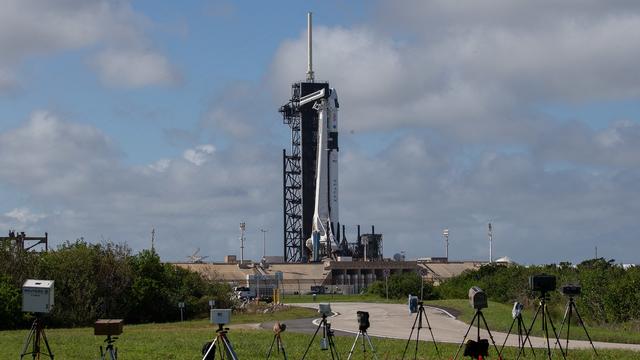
[300,88,340,259]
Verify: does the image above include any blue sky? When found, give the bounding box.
[1,0,639,264]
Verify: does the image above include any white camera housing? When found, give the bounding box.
[210,309,231,325]
[22,279,54,313]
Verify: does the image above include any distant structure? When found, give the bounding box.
[279,12,381,263]
[0,231,49,251]
[488,222,493,263]
[187,248,209,263]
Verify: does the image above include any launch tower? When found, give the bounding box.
[280,12,340,262]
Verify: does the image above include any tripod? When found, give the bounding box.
[453,308,501,360]
[555,296,597,357]
[100,335,118,360]
[347,327,379,360]
[301,313,340,360]
[266,324,288,360]
[202,324,239,360]
[402,301,440,360]
[517,294,566,360]
[500,313,535,357]
[20,315,54,359]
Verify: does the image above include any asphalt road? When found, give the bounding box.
[279,302,640,352]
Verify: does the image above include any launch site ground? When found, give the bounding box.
[2,300,639,359]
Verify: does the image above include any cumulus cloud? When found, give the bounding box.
[0,0,179,89]
[0,113,280,260]
[4,208,47,224]
[183,144,216,166]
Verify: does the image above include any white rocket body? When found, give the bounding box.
[304,88,339,254]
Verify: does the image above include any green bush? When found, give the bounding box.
[366,272,437,300]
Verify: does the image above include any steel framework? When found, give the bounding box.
[280,83,304,263]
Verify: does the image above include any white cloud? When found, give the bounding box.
[4,208,46,224]
[0,0,179,90]
[92,48,179,88]
[183,144,216,166]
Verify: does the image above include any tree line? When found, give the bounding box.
[0,240,232,330]
[366,258,640,325]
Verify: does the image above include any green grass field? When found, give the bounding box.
[0,318,632,359]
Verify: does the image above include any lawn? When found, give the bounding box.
[0,320,631,359]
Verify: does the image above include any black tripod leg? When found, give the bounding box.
[266,334,277,359]
[413,313,422,360]
[522,317,536,356]
[453,312,478,360]
[401,310,421,360]
[545,306,567,360]
[301,319,324,360]
[328,333,340,360]
[479,312,501,358]
[41,328,54,358]
[572,302,598,356]
[517,303,542,360]
[421,306,440,356]
[556,300,570,351]
[500,316,517,354]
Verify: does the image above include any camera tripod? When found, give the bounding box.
[555,296,597,357]
[202,324,239,360]
[402,301,440,360]
[453,308,501,360]
[500,312,535,357]
[20,315,54,359]
[266,324,288,360]
[99,335,118,360]
[301,313,340,360]
[347,327,379,360]
[517,294,566,360]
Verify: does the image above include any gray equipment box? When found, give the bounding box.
[210,309,231,324]
[22,279,54,313]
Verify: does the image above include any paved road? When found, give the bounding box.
[290,302,640,352]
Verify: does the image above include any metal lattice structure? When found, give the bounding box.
[280,83,304,262]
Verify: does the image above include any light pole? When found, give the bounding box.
[443,228,449,261]
[260,228,268,259]
[240,222,246,264]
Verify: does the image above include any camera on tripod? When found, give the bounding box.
[408,295,419,314]
[318,303,332,317]
[468,286,487,310]
[512,302,524,319]
[210,309,231,325]
[357,311,370,331]
[561,284,581,296]
[529,274,556,293]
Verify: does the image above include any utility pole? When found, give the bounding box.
[240,222,246,264]
[488,222,493,263]
[151,228,155,253]
[260,228,268,259]
[443,228,449,261]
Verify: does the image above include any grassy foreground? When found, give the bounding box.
[0,319,632,359]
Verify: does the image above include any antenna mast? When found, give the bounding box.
[306,12,315,82]
[488,222,493,263]
[151,228,155,253]
[240,222,246,264]
[443,228,449,261]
